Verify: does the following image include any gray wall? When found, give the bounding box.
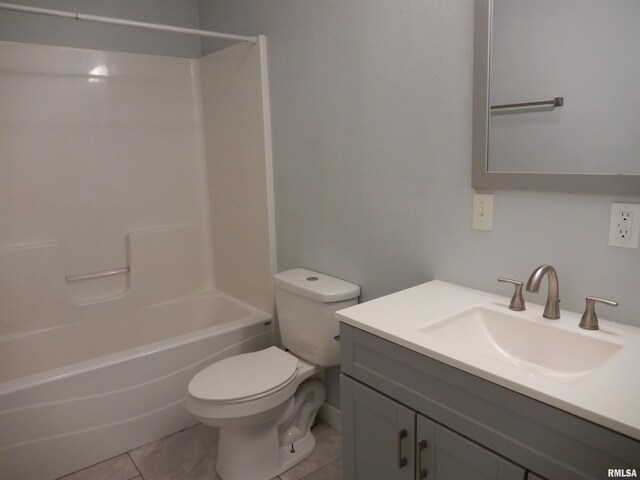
[198,0,640,406]
[0,0,201,57]
[198,0,639,324]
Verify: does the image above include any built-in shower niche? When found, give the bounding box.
[0,224,205,337]
[65,265,129,303]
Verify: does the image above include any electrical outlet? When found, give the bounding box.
[616,211,632,240]
[609,203,640,249]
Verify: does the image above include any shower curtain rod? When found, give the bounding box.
[0,2,257,44]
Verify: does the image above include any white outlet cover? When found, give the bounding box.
[472,193,493,231]
[609,203,640,249]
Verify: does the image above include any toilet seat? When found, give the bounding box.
[189,347,299,403]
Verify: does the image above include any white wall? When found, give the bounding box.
[198,0,640,408]
[490,0,640,174]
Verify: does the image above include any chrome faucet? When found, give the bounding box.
[526,265,560,319]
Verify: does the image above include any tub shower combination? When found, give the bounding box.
[0,6,274,479]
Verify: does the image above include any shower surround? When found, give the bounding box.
[0,38,275,480]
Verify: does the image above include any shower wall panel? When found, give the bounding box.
[0,40,212,333]
[200,38,276,315]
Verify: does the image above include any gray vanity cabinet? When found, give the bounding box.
[342,375,526,480]
[417,414,526,480]
[341,376,415,479]
[340,324,640,480]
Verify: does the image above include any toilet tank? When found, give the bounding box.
[274,268,360,366]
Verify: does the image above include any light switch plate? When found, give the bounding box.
[472,193,493,231]
[609,203,640,249]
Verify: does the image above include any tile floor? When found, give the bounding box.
[57,420,342,480]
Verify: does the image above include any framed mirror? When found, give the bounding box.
[472,0,640,194]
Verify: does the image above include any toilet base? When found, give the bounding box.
[278,429,316,473]
[215,423,317,480]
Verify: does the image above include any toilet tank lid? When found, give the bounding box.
[274,268,360,303]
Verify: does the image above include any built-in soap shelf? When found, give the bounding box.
[0,224,205,337]
[65,266,131,304]
[65,267,130,283]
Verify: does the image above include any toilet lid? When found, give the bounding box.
[189,347,299,402]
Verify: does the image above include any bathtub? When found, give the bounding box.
[0,290,274,480]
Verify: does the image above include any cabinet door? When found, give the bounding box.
[416,414,525,480]
[341,375,415,480]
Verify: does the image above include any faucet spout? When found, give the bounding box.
[526,264,560,319]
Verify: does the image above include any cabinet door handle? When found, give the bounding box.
[396,429,408,468]
[416,439,428,479]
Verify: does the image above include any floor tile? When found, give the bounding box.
[299,458,342,480]
[129,424,219,480]
[280,426,342,480]
[63,418,342,480]
[57,453,139,480]
[311,419,330,434]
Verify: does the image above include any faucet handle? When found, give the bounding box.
[497,278,526,311]
[579,296,618,330]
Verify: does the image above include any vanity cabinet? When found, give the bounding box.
[341,375,526,479]
[341,376,415,480]
[340,324,639,480]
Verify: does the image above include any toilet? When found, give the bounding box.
[187,268,360,480]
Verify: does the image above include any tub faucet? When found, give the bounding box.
[526,264,560,319]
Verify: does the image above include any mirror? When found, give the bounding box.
[473,0,640,194]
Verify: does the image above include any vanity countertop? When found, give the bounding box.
[336,280,640,441]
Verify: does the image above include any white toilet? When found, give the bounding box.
[187,268,360,480]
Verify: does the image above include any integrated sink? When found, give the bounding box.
[336,280,640,439]
[420,307,622,379]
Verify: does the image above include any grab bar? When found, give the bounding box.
[65,267,129,283]
[491,96,564,110]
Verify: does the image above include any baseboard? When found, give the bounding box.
[318,402,341,432]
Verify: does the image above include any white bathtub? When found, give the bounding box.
[0,290,273,480]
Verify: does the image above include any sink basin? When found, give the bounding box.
[420,307,622,379]
[337,280,640,439]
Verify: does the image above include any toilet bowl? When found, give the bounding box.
[187,347,325,480]
[187,268,360,480]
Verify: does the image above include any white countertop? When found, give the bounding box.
[336,280,640,441]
